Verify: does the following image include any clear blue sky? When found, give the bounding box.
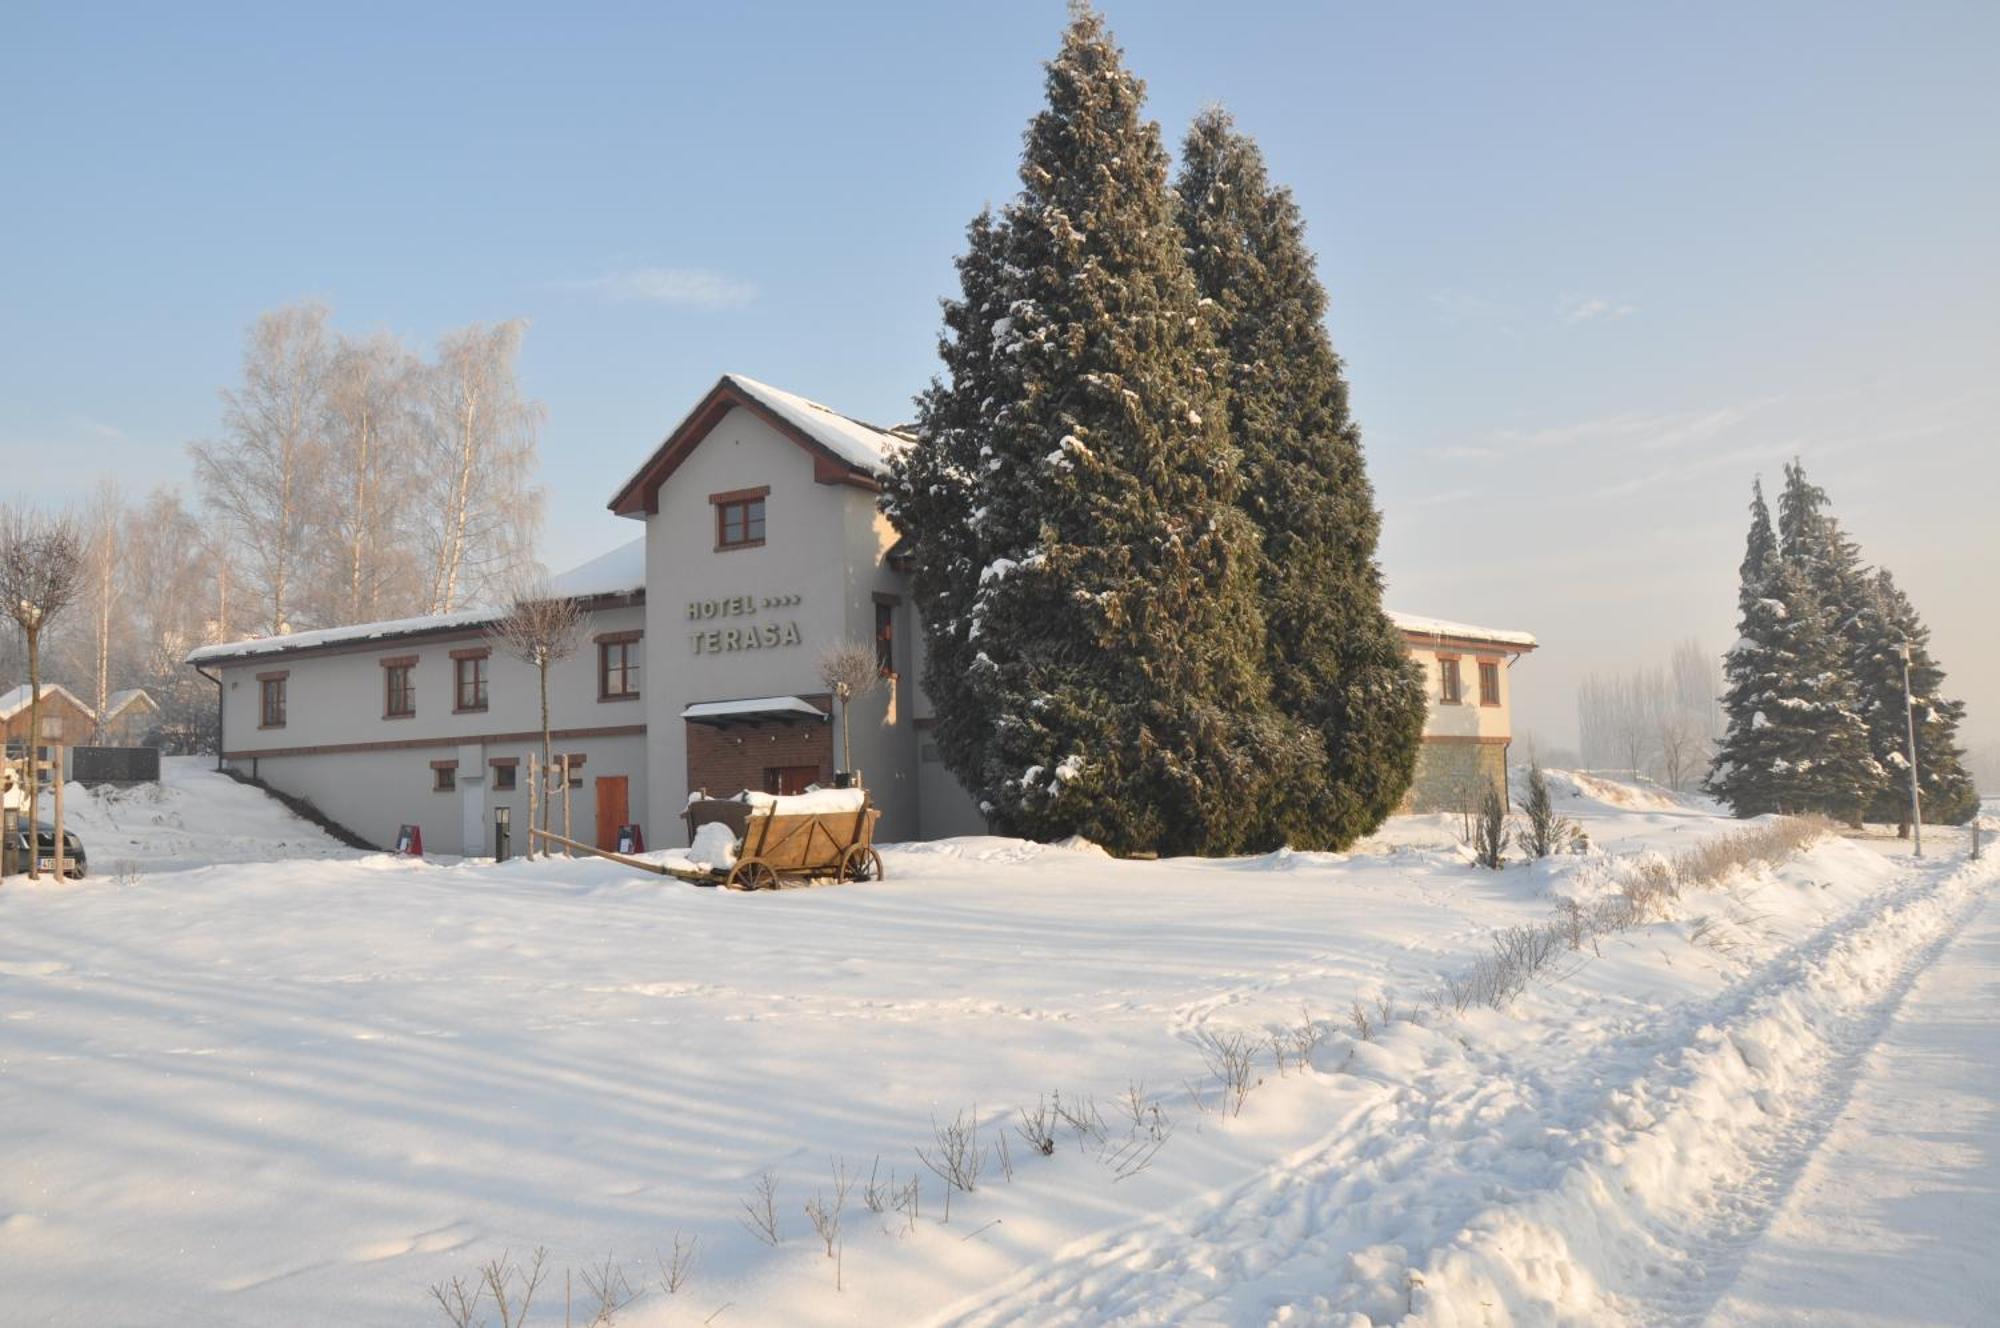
[5,1,1996,751]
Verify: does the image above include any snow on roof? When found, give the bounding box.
[187,544,646,665]
[0,682,93,721]
[103,688,158,718]
[681,696,828,723]
[1387,610,1538,649]
[723,373,913,476]
[185,607,497,665]
[548,536,646,599]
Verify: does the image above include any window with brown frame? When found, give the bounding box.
[599,639,640,699]
[561,755,584,789]
[259,676,287,728]
[716,494,766,550]
[454,655,488,712]
[1478,660,1501,707]
[1439,656,1463,705]
[433,763,456,792]
[875,600,895,677]
[491,761,517,791]
[384,664,415,718]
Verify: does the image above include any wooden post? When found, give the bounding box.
[51,743,66,881]
[526,753,538,861]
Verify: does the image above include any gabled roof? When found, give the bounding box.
[102,688,158,720]
[609,373,914,517]
[1387,610,1537,651]
[0,683,94,722]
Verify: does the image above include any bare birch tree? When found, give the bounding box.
[0,506,84,878]
[190,303,330,635]
[421,321,543,615]
[487,580,587,843]
[81,479,126,739]
[320,331,421,624]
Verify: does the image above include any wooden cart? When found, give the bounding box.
[684,795,884,890]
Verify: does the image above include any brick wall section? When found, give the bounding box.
[1404,739,1510,814]
[685,693,834,797]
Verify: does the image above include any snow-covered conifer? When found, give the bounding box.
[887,7,1293,854]
[1710,510,1878,823]
[1849,569,1980,827]
[1175,107,1426,849]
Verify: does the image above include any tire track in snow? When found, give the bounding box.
[920,848,1997,1327]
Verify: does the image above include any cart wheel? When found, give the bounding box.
[839,845,885,882]
[727,860,778,891]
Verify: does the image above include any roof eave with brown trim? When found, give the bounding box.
[608,376,881,518]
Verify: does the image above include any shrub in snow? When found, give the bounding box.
[739,1169,782,1246]
[1473,786,1509,869]
[916,1107,984,1220]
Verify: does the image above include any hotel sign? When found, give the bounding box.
[687,592,804,655]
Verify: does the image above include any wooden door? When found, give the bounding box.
[595,775,629,850]
[764,765,819,796]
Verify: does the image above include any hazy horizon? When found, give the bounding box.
[6,1,1994,759]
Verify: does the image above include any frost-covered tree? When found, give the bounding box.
[1175,107,1425,849]
[883,209,1008,803]
[1706,485,1786,816]
[190,302,330,636]
[1708,482,1878,822]
[1849,569,1979,828]
[886,7,1295,855]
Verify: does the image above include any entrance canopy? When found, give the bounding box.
[681,696,828,728]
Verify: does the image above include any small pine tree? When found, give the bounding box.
[887,6,1298,855]
[1850,569,1980,827]
[1517,761,1567,858]
[1175,107,1427,850]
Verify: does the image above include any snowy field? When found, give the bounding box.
[0,760,1993,1326]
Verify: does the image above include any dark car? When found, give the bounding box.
[3,821,86,879]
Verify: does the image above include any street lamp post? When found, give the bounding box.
[1897,641,1923,858]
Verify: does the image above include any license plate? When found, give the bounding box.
[38,858,55,871]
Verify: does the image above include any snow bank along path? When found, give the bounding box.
[1701,885,2000,1327]
[0,770,1991,1326]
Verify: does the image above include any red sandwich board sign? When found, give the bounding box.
[394,825,423,857]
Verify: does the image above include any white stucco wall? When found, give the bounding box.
[1404,640,1518,741]
[212,602,648,855]
[638,405,940,840]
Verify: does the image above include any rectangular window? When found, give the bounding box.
[259,677,287,728]
[599,639,640,699]
[875,600,895,676]
[716,495,767,549]
[561,755,584,789]
[384,664,415,718]
[433,763,456,792]
[1439,657,1462,705]
[491,762,517,791]
[454,656,488,712]
[1478,660,1501,707]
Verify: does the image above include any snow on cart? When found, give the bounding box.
[678,787,883,889]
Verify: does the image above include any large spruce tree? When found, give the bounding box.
[1850,568,1981,827]
[1708,481,1785,814]
[1709,478,1881,821]
[1175,107,1425,849]
[885,8,1302,855]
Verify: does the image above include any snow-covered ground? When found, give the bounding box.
[0,766,1992,1326]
